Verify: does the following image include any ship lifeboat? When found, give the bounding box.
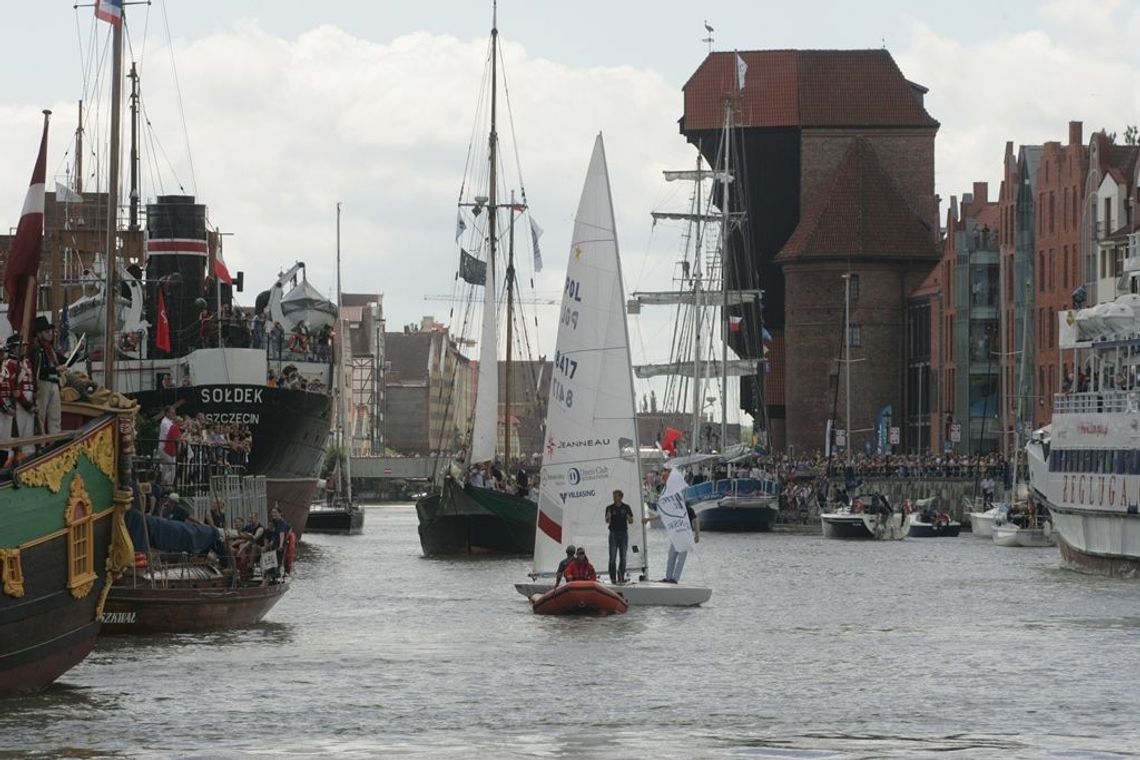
[531,581,628,616]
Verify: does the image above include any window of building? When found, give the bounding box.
[1039,252,1046,292]
[1064,188,1070,231]
[1063,247,1069,288]
[1114,247,1126,278]
[847,323,862,348]
[1050,191,1056,234]
[1105,197,1113,235]
[1049,248,1055,291]
[1073,186,1079,229]
[847,273,860,302]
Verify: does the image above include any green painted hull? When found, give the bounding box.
[415,478,536,556]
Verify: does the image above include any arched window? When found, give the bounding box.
[65,475,98,599]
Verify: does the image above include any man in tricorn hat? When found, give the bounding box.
[32,316,65,436]
[0,338,14,466]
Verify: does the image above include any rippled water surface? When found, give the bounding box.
[4,505,1140,758]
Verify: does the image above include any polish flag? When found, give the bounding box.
[728,315,744,333]
[5,112,50,334]
[213,248,233,285]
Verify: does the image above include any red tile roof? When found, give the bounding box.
[776,138,938,262]
[683,50,939,132]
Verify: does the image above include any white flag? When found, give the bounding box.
[55,182,83,203]
[530,216,544,272]
[735,52,748,92]
[657,468,696,553]
[455,211,466,242]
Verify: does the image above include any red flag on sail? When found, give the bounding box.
[213,248,233,285]
[5,112,50,335]
[661,427,683,456]
[155,286,172,353]
[728,315,744,333]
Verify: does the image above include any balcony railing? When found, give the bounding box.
[1053,390,1137,415]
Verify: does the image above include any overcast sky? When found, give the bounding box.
[2,0,1139,421]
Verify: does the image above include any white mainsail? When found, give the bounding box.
[470,257,499,464]
[533,134,643,576]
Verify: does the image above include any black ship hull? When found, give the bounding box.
[416,479,536,556]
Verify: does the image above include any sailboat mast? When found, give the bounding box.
[75,101,84,194]
[719,98,731,454]
[102,9,124,388]
[128,62,140,231]
[690,151,704,452]
[844,271,852,466]
[488,4,500,461]
[337,202,353,502]
[504,190,516,468]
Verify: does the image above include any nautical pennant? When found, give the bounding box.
[95,0,123,25]
[4,113,49,334]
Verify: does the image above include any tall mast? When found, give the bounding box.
[488,2,499,458]
[102,8,124,388]
[844,271,852,466]
[690,153,704,451]
[337,202,353,502]
[504,189,516,468]
[75,101,84,194]
[719,97,731,454]
[127,61,140,231]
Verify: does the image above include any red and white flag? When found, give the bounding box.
[95,0,123,25]
[5,112,50,334]
[213,248,233,285]
[728,315,744,333]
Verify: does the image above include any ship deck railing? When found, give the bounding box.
[1053,390,1139,415]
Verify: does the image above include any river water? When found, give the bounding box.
[4,505,1139,758]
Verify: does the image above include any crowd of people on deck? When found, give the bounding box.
[266,364,325,394]
[462,460,539,500]
[192,303,337,367]
[153,405,253,490]
[133,475,294,581]
[1,316,70,466]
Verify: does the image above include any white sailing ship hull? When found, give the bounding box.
[514,580,710,607]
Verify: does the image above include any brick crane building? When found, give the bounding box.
[680,49,941,453]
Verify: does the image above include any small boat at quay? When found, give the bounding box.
[531,581,628,616]
[820,494,907,540]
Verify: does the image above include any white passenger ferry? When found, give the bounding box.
[1026,292,1140,575]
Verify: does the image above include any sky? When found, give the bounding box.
[2,0,1139,422]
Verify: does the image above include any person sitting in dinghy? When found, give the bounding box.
[562,547,597,582]
[553,545,576,587]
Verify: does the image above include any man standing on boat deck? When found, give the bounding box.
[553,544,576,587]
[604,489,634,584]
[32,316,64,437]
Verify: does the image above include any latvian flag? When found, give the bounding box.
[728,315,744,333]
[146,238,209,257]
[4,112,50,334]
[95,0,123,25]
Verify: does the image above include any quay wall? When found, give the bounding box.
[824,477,1006,521]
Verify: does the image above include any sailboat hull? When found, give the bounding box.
[305,503,365,535]
[515,579,711,607]
[416,479,536,556]
[697,503,779,532]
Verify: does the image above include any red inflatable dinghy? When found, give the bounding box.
[530,580,628,615]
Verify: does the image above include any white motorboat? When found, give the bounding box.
[820,494,906,540]
[992,518,1056,548]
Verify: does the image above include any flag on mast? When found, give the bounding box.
[455,211,466,242]
[530,217,544,272]
[95,0,123,25]
[4,113,50,334]
[213,247,233,285]
[735,51,748,91]
[155,286,172,353]
[728,315,743,333]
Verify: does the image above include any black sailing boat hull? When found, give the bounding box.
[130,384,331,537]
[306,504,365,535]
[0,515,113,698]
[416,479,536,556]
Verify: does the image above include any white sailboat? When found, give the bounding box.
[819,271,906,540]
[513,135,711,607]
